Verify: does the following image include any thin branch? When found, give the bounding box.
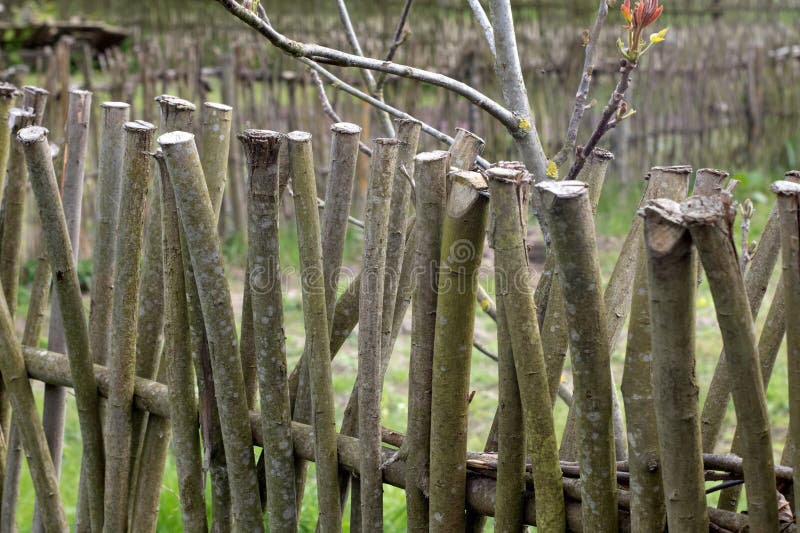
[214,0,521,133]
[308,69,372,157]
[564,59,636,181]
[334,0,379,94]
[305,58,490,168]
[467,0,496,60]
[375,0,415,90]
[553,0,609,168]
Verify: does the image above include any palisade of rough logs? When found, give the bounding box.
[0,81,797,532]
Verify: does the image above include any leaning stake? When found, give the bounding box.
[159,130,264,532]
[20,125,105,532]
[682,194,779,531]
[489,166,565,532]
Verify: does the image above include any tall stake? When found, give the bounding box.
[429,171,489,532]
[357,138,399,530]
[160,130,264,532]
[535,180,617,531]
[0,84,18,201]
[682,194,779,531]
[156,149,208,532]
[103,120,156,532]
[38,93,92,524]
[20,125,105,532]
[286,130,342,532]
[405,150,449,532]
[89,101,130,366]
[488,166,565,532]
[643,199,708,532]
[772,178,800,514]
[241,129,297,532]
[621,165,689,532]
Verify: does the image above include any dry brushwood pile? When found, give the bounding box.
[0,79,798,533]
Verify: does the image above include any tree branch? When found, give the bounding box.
[308,69,373,157]
[214,0,522,134]
[564,59,636,182]
[376,0,415,90]
[305,58,490,168]
[466,0,496,60]
[553,0,609,168]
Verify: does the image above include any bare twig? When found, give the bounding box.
[553,0,609,168]
[308,69,372,156]
[215,0,522,133]
[466,0,496,59]
[565,58,636,181]
[375,0,415,90]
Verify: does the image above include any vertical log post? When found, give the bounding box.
[103,120,156,533]
[429,171,489,532]
[489,166,565,532]
[535,180,617,531]
[241,129,297,532]
[621,165,689,531]
[286,130,342,532]
[405,150,449,532]
[643,199,708,532]
[772,178,800,514]
[357,138,399,530]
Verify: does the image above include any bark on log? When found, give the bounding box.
[643,199,708,532]
[682,193,779,531]
[159,130,264,532]
[536,180,617,531]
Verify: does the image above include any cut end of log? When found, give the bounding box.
[373,137,401,147]
[448,170,488,217]
[534,180,589,203]
[9,107,35,126]
[642,199,688,257]
[237,129,281,144]
[652,165,692,175]
[395,117,421,127]
[203,101,233,112]
[415,150,449,163]
[100,101,130,110]
[156,130,193,146]
[0,82,19,99]
[286,130,312,143]
[155,94,196,111]
[331,122,362,135]
[17,125,49,144]
[693,168,730,196]
[785,170,800,182]
[454,127,486,148]
[485,166,527,185]
[680,194,734,226]
[590,148,615,161]
[125,120,157,133]
[69,89,92,98]
[770,180,800,196]
[22,85,49,97]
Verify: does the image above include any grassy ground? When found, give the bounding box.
[10,168,789,531]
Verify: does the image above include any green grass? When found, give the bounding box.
[10,168,792,530]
